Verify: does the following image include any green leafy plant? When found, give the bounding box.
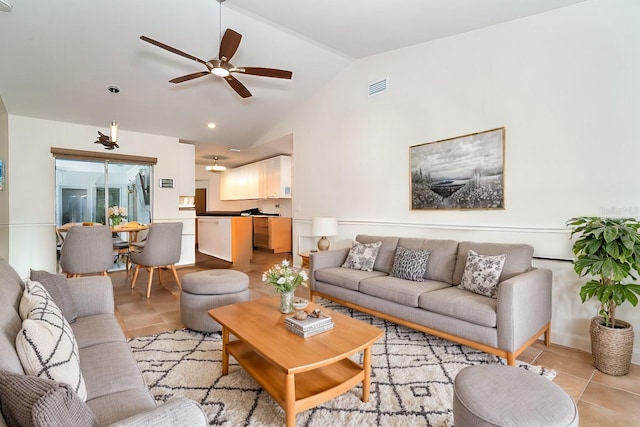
[567,216,640,328]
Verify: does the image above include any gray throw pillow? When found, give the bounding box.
[458,249,507,298]
[30,269,78,323]
[0,370,98,427]
[391,246,431,282]
[342,241,382,272]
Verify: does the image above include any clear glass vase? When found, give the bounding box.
[279,291,295,314]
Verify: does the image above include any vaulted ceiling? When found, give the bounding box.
[0,0,584,167]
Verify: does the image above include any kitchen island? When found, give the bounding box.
[197,216,253,264]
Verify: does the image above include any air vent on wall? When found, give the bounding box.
[368,78,388,96]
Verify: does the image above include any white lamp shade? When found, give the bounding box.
[110,121,118,143]
[311,217,338,237]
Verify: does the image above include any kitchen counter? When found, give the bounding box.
[197,216,253,264]
[198,211,243,217]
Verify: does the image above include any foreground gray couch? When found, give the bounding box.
[0,259,207,426]
[309,235,552,365]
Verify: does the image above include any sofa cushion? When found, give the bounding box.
[0,370,98,427]
[452,241,533,285]
[355,235,400,273]
[30,269,79,323]
[458,249,507,298]
[390,247,431,282]
[71,314,126,349]
[16,280,87,401]
[86,388,156,426]
[360,276,451,307]
[419,287,498,328]
[342,240,382,272]
[315,267,387,292]
[80,342,147,401]
[398,238,459,283]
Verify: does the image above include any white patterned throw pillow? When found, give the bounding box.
[391,247,431,282]
[342,241,382,272]
[16,280,87,401]
[458,249,507,298]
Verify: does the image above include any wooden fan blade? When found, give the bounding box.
[239,67,293,79]
[140,35,208,66]
[219,29,242,61]
[224,75,252,98]
[169,71,210,84]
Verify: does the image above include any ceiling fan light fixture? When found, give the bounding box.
[206,156,227,172]
[211,67,230,77]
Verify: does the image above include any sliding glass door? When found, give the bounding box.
[55,159,152,226]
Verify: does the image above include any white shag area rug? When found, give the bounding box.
[129,299,555,426]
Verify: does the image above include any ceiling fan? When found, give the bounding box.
[140,2,292,99]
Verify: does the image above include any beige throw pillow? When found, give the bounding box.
[16,280,88,401]
[342,241,382,272]
[458,249,507,298]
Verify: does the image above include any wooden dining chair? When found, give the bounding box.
[129,222,183,298]
[59,225,113,278]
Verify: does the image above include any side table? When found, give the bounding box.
[299,251,310,269]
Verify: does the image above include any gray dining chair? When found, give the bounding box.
[130,222,183,298]
[59,225,114,278]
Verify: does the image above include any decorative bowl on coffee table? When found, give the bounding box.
[293,299,309,310]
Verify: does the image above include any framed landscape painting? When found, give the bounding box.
[410,127,505,210]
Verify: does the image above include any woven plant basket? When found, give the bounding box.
[590,316,634,376]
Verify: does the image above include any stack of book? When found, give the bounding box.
[285,314,334,338]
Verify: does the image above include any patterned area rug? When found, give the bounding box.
[129,299,555,426]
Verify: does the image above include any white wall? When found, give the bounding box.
[262,0,640,362]
[6,115,195,276]
[0,98,8,260]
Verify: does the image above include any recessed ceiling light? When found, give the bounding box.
[228,148,241,152]
[207,123,216,129]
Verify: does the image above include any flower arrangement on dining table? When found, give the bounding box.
[108,206,127,226]
[263,259,308,293]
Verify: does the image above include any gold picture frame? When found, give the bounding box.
[410,127,505,210]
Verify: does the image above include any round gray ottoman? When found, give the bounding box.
[180,270,250,332]
[453,365,578,427]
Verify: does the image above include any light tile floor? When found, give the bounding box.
[110,249,640,426]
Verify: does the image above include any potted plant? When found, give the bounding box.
[567,216,640,375]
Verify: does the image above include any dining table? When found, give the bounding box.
[58,222,150,246]
[111,222,150,246]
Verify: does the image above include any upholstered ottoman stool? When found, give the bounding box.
[180,270,250,332]
[453,365,578,427]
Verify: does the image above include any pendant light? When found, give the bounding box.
[93,86,121,150]
[108,86,120,143]
[206,157,227,172]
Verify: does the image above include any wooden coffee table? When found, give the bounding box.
[208,295,383,427]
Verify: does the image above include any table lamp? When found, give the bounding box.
[311,217,338,251]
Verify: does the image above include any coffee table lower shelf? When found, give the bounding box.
[227,340,367,422]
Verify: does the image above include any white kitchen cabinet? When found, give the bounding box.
[220,155,291,200]
[219,163,260,200]
[261,155,292,199]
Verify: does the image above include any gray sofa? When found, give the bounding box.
[0,260,207,426]
[309,235,552,365]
